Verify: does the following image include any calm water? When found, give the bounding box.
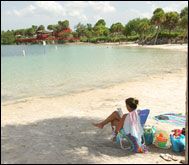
[1,44,186,103]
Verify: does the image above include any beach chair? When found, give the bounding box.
[138,109,150,144]
[117,109,150,150]
[138,109,150,128]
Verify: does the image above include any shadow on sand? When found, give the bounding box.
[1,116,184,164]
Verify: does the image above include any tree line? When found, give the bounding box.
[1,7,188,45]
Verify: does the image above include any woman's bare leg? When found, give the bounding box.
[111,119,119,131]
[93,111,121,129]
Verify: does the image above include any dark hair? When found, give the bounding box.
[125,97,139,110]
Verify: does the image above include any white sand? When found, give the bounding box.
[100,42,188,52]
[1,67,187,164]
[67,42,188,52]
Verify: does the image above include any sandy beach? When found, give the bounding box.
[1,63,187,164]
[67,42,188,53]
[106,43,188,52]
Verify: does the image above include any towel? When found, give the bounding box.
[154,113,186,127]
[123,109,144,144]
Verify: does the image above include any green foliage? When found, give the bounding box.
[158,32,180,38]
[47,25,54,31]
[1,30,15,44]
[88,37,98,43]
[163,12,179,33]
[93,19,109,37]
[1,6,188,45]
[138,19,151,41]
[14,29,26,36]
[32,25,38,32]
[110,22,124,34]
[72,31,79,38]
[126,35,139,41]
[151,8,166,44]
[57,40,66,44]
[26,28,35,37]
[124,18,140,36]
[151,8,165,26]
[75,23,87,37]
[94,19,106,26]
[58,20,69,30]
[180,7,188,30]
[124,18,151,41]
[180,7,188,18]
[37,25,45,31]
[80,36,88,42]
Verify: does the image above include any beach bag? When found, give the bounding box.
[116,129,132,150]
[170,134,185,152]
[116,129,144,153]
[143,126,156,145]
[153,129,171,149]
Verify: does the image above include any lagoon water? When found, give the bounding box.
[1,44,186,103]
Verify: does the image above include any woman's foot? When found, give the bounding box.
[92,123,104,129]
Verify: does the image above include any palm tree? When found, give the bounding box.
[151,8,165,45]
[163,12,179,35]
[180,7,188,44]
[138,19,150,44]
[110,22,124,35]
[37,25,45,32]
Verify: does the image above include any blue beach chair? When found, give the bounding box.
[138,109,150,128]
[138,109,150,144]
[116,109,150,150]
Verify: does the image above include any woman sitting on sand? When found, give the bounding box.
[93,97,144,152]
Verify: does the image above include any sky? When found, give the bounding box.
[1,1,188,31]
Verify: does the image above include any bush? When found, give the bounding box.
[57,40,66,44]
[88,37,97,43]
[80,36,88,42]
[97,36,109,42]
[126,35,139,41]
[158,32,180,38]
[87,36,110,43]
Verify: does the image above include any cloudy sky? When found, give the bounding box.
[1,1,188,31]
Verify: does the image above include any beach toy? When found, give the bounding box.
[170,134,185,152]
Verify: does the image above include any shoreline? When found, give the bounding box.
[1,67,186,107]
[3,42,187,52]
[2,68,187,125]
[65,42,188,52]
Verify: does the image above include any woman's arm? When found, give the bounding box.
[115,114,127,134]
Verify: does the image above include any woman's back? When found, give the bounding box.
[123,109,144,144]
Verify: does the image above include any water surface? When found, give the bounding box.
[1,44,186,103]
